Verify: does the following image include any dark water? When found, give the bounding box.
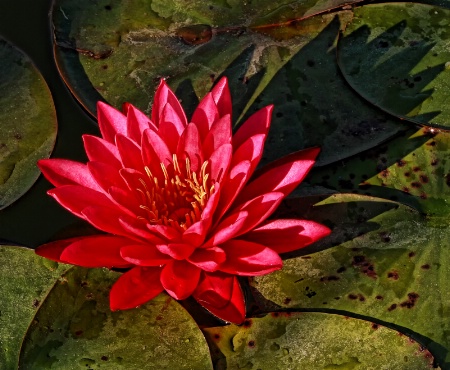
[0,0,98,246]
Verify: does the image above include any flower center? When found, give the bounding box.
[137,154,214,232]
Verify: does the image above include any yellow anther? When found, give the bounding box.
[137,154,215,231]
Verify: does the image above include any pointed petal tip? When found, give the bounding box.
[214,76,228,89]
[36,158,47,169]
[96,100,110,111]
[265,104,274,113]
[35,237,84,263]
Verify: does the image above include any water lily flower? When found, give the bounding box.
[36,78,330,323]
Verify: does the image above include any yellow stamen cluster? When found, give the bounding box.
[136,154,214,232]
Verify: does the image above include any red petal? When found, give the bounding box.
[231,134,266,179]
[193,272,245,324]
[97,101,127,143]
[35,236,86,263]
[48,185,115,219]
[156,242,196,260]
[191,93,219,141]
[205,210,247,247]
[81,206,146,242]
[215,135,265,220]
[235,147,320,206]
[38,159,101,191]
[160,260,201,300]
[202,114,231,159]
[211,77,232,118]
[210,192,284,245]
[188,246,226,271]
[177,123,203,172]
[219,239,282,276]
[183,183,221,247]
[108,186,142,216]
[110,266,163,310]
[119,168,147,199]
[142,128,171,178]
[116,134,145,171]
[119,218,166,244]
[125,103,157,144]
[159,103,185,152]
[213,135,266,219]
[152,80,187,128]
[209,144,232,183]
[59,235,132,267]
[193,271,233,307]
[158,120,181,154]
[88,161,128,193]
[83,135,122,169]
[120,244,172,266]
[214,160,251,221]
[243,219,331,254]
[232,105,273,150]
[147,224,182,242]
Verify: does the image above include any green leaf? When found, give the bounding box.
[338,3,450,128]
[306,127,450,216]
[252,196,450,366]
[203,312,437,369]
[0,246,70,368]
[0,38,57,209]
[364,128,450,217]
[19,266,213,369]
[52,1,408,166]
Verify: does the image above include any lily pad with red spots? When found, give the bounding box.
[252,194,450,367]
[305,127,450,216]
[203,312,437,369]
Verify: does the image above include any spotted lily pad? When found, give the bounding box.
[18,266,213,369]
[305,127,450,216]
[203,312,437,369]
[52,1,408,166]
[363,128,450,217]
[338,2,450,128]
[252,195,450,367]
[0,38,57,209]
[0,246,70,369]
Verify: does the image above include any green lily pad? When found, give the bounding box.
[363,128,450,217]
[52,1,408,166]
[252,196,450,367]
[338,2,450,129]
[0,246,70,369]
[0,38,57,209]
[306,127,450,216]
[203,312,437,369]
[19,266,213,369]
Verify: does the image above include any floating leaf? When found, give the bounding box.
[203,312,437,369]
[252,196,450,366]
[306,127,450,215]
[0,38,57,209]
[52,1,408,165]
[0,246,70,369]
[19,266,213,369]
[338,3,450,128]
[363,128,450,217]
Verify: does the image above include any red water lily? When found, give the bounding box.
[36,78,330,323]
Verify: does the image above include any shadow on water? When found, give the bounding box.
[337,19,445,127]
[231,15,411,167]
